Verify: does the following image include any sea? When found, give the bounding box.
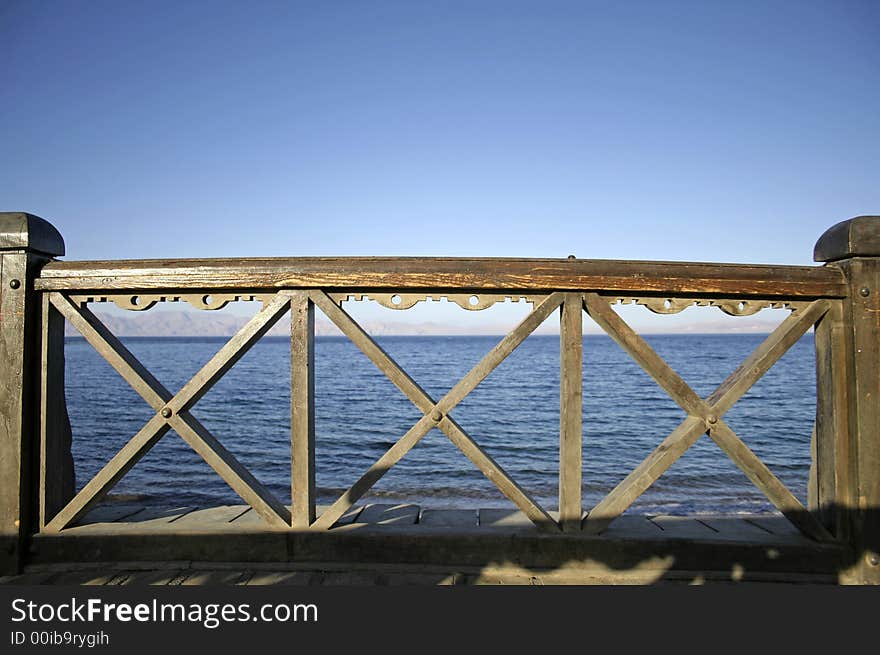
[64,333,816,516]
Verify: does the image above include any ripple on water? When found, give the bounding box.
[66,334,816,513]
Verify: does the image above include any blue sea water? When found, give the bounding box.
[64,333,816,515]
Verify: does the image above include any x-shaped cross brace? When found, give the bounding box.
[44,292,293,532]
[580,293,834,542]
[309,290,563,530]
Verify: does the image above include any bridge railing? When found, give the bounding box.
[1,212,877,581]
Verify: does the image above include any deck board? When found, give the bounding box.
[745,515,805,539]
[356,504,420,525]
[66,503,821,550]
[650,516,720,540]
[697,516,785,542]
[246,571,321,585]
[121,506,195,526]
[180,570,253,585]
[15,503,847,585]
[600,515,665,539]
[420,509,478,528]
[74,503,145,525]
[108,570,184,585]
[168,505,249,528]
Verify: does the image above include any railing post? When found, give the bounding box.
[0,212,67,574]
[290,291,316,528]
[810,300,853,539]
[814,215,880,584]
[559,293,583,532]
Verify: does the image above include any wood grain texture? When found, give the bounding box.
[584,417,707,533]
[559,293,583,532]
[649,516,718,540]
[167,412,291,527]
[582,298,829,537]
[356,504,420,525]
[583,293,705,416]
[707,420,833,543]
[706,300,830,415]
[0,212,65,256]
[814,216,880,262]
[48,293,291,529]
[161,292,291,413]
[836,258,880,583]
[0,252,45,573]
[34,256,846,298]
[26,509,848,585]
[812,301,853,537]
[44,415,171,532]
[39,294,74,527]
[310,291,561,531]
[50,293,172,410]
[290,292,315,528]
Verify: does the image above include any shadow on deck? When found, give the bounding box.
[2,501,854,585]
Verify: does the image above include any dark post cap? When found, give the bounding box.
[0,212,65,256]
[814,215,880,262]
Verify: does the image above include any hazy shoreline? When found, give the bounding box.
[64,309,784,338]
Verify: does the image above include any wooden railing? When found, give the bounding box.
[1,212,877,582]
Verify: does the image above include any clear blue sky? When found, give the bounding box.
[3,0,877,267]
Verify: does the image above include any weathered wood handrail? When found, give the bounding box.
[2,212,878,583]
[35,255,846,297]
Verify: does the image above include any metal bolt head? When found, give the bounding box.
[859,287,871,297]
[430,409,443,423]
[160,407,172,419]
[707,415,718,425]
[9,279,20,289]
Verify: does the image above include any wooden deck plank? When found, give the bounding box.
[63,508,197,536]
[227,507,284,529]
[44,570,119,585]
[696,515,789,542]
[55,504,823,550]
[599,515,665,539]
[224,504,363,528]
[180,570,253,585]
[168,505,250,528]
[76,504,146,525]
[122,506,195,526]
[23,521,849,583]
[356,503,420,525]
[0,571,60,585]
[479,508,533,528]
[745,515,805,538]
[479,508,562,528]
[650,516,720,540]
[246,571,321,585]
[330,504,364,526]
[419,509,478,528]
[109,570,183,585]
[319,571,458,585]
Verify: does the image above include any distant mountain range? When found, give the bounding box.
[63,309,784,337]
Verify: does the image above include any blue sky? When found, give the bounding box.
[2,1,878,329]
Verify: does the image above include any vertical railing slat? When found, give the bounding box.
[291,291,316,528]
[39,293,74,528]
[559,293,583,532]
